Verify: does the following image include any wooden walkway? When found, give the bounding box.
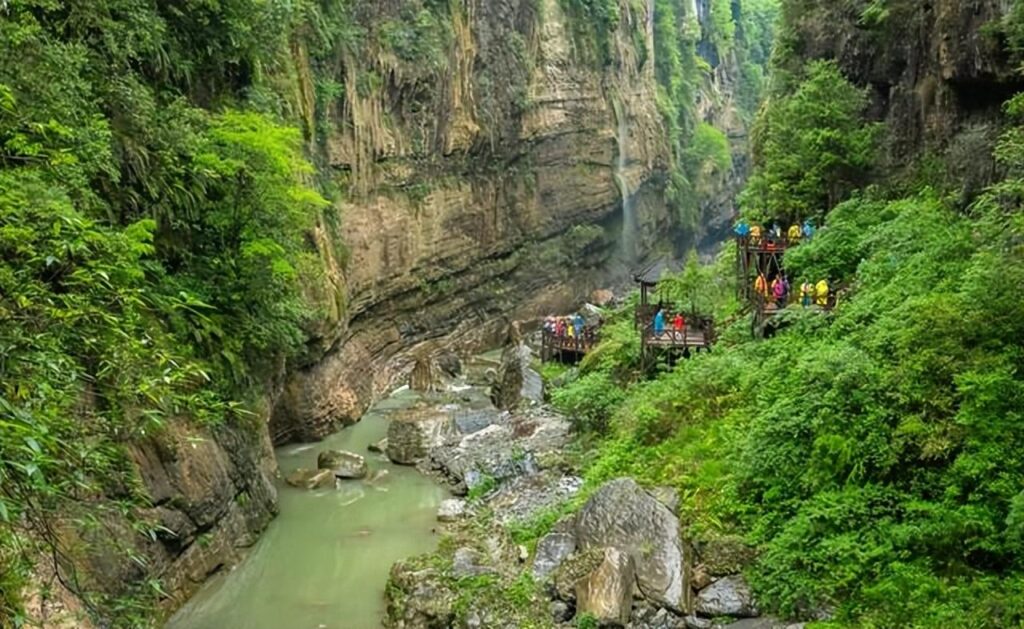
[642,327,710,349]
[540,329,598,362]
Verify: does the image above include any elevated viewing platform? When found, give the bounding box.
[540,328,599,362]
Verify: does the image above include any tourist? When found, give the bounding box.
[771,222,782,240]
[754,272,769,299]
[566,316,575,339]
[654,308,666,335]
[815,279,830,307]
[734,219,750,239]
[750,224,762,246]
[788,222,802,244]
[673,312,685,332]
[573,313,585,338]
[801,281,813,308]
[803,218,815,241]
[771,276,785,307]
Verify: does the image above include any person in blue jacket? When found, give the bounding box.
[653,308,666,335]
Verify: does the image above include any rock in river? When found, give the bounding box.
[317,449,368,479]
[575,478,688,611]
[386,409,455,465]
[575,547,635,627]
[285,468,335,490]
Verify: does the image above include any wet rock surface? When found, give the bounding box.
[317,449,368,479]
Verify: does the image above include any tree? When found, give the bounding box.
[741,60,880,221]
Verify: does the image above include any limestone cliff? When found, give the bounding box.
[777,0,1023,189]
[271,0,672,442]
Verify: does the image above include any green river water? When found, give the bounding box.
[165,388,449,629]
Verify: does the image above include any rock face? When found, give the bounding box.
[695,576,758,618]
[317,450,368,479]
[575,478,688,612]
[269,0,673,443]
[386,409,455,465]
[575,547,636,627]
[779,0,1017,179]
[104,420,277,608]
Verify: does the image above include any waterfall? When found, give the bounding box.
[614,102,638,265]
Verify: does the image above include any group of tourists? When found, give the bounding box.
[651,308,688,335]
[753,273,830,308]
[734,219,815,246]
[543,313,588,340]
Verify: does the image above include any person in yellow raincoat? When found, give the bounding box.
[788,223,802,245]
[815,279,830,307]
[754,273,769,300]
[749,224,762,246]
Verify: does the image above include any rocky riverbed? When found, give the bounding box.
[383,341,807,629]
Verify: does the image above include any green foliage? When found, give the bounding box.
[562,94,1024,625]
[559,0,622,66]
[551,372,627,434]
[467,474,499,501]
[742,60,880,221]
[0,0,329,623]
[655,251,723,315]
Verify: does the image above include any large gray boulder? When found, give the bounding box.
[317,450,368,479]
[532,531,576,580]
[490,343,543,410]
[386,409,455,465]
[575,478,688,611]
[575,547,635,627]
[695,576,758,618]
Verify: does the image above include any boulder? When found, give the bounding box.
[437,499,467,522]
[285,468,335,490]
[648,486,681,515]
[532,531,576,580]
[316,450,368,479]
[386,409,455,465]
[575,547,635,627]
[685,616,714,629]
[695,576,758,618]
[553,547,604,602]
[575,478,688,611]
[591,289,615,306]
[368,437,388,454]
[631,602,688,629]
[490,343,543,410]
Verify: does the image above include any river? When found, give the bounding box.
[165,388,449,629]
